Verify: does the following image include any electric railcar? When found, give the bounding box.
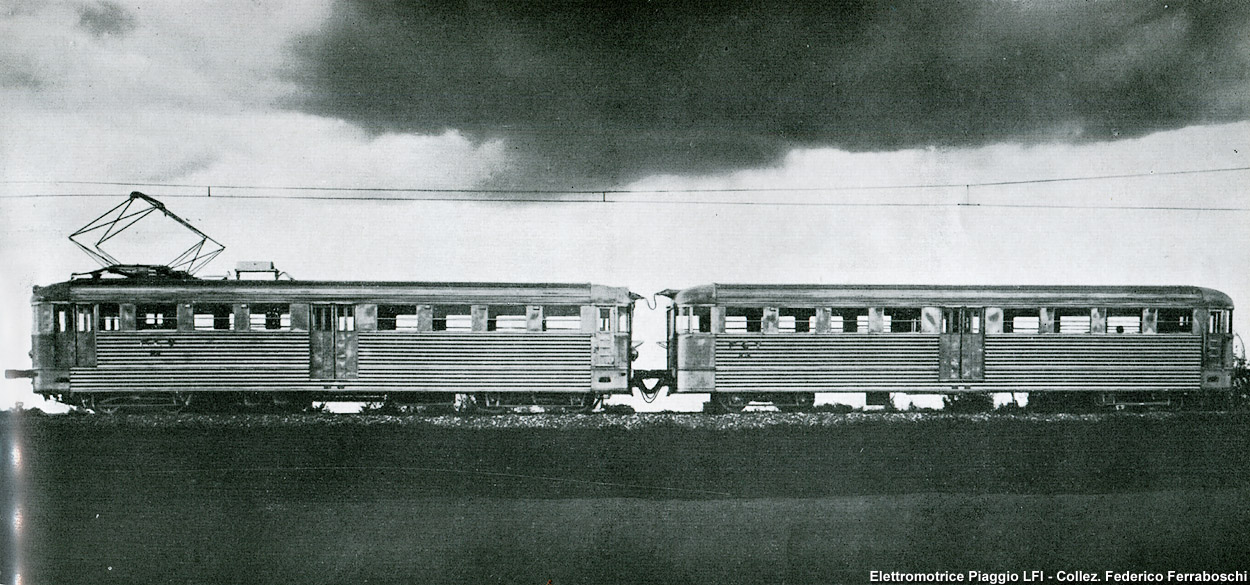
[13,273,1240,413]
[21,268,638,413]
[660,284,1236,412]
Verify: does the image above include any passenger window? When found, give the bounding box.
[887,308,921,333]
[136,303,178,330]
[194,303,234,330]
[1107,309,1141,334]
[543,306,582,331]
[433,305,472,332]
[99,304,121,331]
[377,305,419,331]
[1002,309,1040,334]
[779,308,816,333]
[249,303,291,331]
[618,309,631,333]
[1156,308,1193,334]
[829,308,866,333]
[725,307,763,333]
[1055,309,1091,334]
[491,305,528,332]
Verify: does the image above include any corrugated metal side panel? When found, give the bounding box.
[358,333,592,390]
[715,335,940,389]
[982,335,1202,389]
[71,332,310,391]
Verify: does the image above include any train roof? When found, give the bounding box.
[33,277,639,305]
[659,283,1234,309]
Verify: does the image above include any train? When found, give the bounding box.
[15,265,637,413]
[10,263,1242,414]
[659,283,1238,412]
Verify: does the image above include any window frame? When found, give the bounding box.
[489,305,529,332]
[542,305,583,331]
[376,304,421,332]
[193,303,235,331]
[432,304,473,332]
[135,303,179,331]
[1155,308,1195,335]
[248,303,292,331]
[1000,308,1041,334]
[676,305,712,334]
[98,303,122,332]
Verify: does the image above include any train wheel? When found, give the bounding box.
[87,393,188,415]
[475,392,509,415]
[452,393,477,414]
[571,392,601,414]
[240,392,273,410]
[777,393,816,413]
[714,393,750,414]
[271,393,313,413]
[185,392,229,413]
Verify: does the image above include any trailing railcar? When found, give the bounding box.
[25,270,639,413]
[659,284,1235,411]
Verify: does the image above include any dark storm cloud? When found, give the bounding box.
[287,0,1250,186]
[77,1,137,37]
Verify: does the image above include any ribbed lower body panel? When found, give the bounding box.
[357,333,594,390]
[704,334,1203,392]
[70,332,600,394]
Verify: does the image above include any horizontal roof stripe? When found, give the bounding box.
[33,279,638,305]
[663,284,1233,308]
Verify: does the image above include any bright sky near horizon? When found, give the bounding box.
[2,1,1248,411]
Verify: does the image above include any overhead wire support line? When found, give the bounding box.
[3,164,1248,195]
[8,191,1249,212]
[4,166,1248,211]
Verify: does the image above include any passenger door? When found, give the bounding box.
[939,308,984,382]
[51,304,97,368]
[310,304,357,380]
[73,304,97,367]
[592,306,618,367]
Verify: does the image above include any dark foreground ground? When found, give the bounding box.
[4,411,1249,584]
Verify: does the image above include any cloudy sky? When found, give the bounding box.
[2,0,1248,410]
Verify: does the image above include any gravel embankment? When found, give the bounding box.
[7,409,1237,430]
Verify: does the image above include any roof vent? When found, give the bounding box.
[235,261,281,280]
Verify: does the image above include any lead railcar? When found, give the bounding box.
[661,284,1236,411]
[27,268,639,413]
